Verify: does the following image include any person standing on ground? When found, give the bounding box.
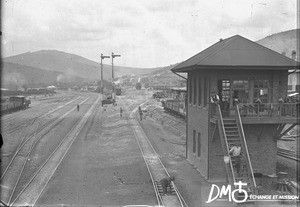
[77,104,80,112]
[120,107,123,117]
[138,106,143,121]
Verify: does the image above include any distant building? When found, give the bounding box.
[172,35,299,189]
[287,50,299,93]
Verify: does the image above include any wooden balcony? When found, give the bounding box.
[210,103,300,124]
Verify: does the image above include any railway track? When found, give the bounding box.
[1,96,82,135]
[9,96,100,206]
[277,148,300,162]
[123,99,188,207]
[0,97,90,206]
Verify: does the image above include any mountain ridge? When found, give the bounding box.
[2,28,298,90]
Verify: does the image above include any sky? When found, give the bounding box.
[2,0,298,68]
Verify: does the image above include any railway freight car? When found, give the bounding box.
[162,99,186,118]
[1,96,31,114]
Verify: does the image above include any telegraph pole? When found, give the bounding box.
[100,53,110,93]
[111,52,121,92]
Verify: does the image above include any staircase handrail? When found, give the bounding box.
[235,104,257,187]
[215,103,236,183]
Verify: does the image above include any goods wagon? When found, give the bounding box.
[162,99,186,118]
[1,96,31,114]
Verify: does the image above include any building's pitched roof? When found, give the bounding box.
[172,35,299,72]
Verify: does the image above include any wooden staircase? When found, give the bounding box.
[215,104,257,199]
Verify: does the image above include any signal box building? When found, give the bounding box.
[171,35,299,191]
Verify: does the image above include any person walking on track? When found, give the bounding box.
[77,104,80,112]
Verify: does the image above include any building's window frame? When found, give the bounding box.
[189,77,192,104]
[193,130,196,153]
[197,132,201,157]
[253,79,269,103]
[232,79,250,104]
[198,77,202,106]
[203,78,208,107]
[193,77,197,105]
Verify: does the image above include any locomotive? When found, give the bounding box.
[1,96,31,114]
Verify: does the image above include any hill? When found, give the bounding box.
[1,62,85,90]
[256,29,299,59]
[3,50,158,81]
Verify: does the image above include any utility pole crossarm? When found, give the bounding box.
[111,52,121,82]
[100,53,110,93]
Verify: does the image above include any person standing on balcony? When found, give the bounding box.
[233,91,239,106]
[210,91,220,117]
[278,98,285,116]
[254,98,263,115]
[210,91,220,104]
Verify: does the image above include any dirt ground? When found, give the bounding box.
[6,89,298,207]
[36,92,157,206]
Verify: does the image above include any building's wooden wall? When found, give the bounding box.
[186,68,287,180]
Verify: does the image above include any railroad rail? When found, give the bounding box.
[0,97,90,206]
[277,148,300,162]
[1,97,82,135]
[7,96,100,206]
[122,99,188,207]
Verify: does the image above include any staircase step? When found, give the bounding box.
[225,128,238,131]
[227,139,240,142]
[224,123,237,126]
[223,118,236,121]
[226,132,239,135]
[226,134,240,139]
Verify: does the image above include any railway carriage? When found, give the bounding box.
[1,96,31,114]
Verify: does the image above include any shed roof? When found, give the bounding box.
[172,35,299,72]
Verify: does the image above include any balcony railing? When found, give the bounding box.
[238,102,299,118]
[210,102,300,119]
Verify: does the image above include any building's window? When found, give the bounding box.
[221,80,230,102]
[193,77,197,105]
[254,80,269,103]
[296,85,300,92]
[204,78,208,106]
[193,130,196,153]
[189,78,192,104]
[232,80,249,103]
[198,77,202,106]
[288,85,293,91]
[197,132,201,157]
